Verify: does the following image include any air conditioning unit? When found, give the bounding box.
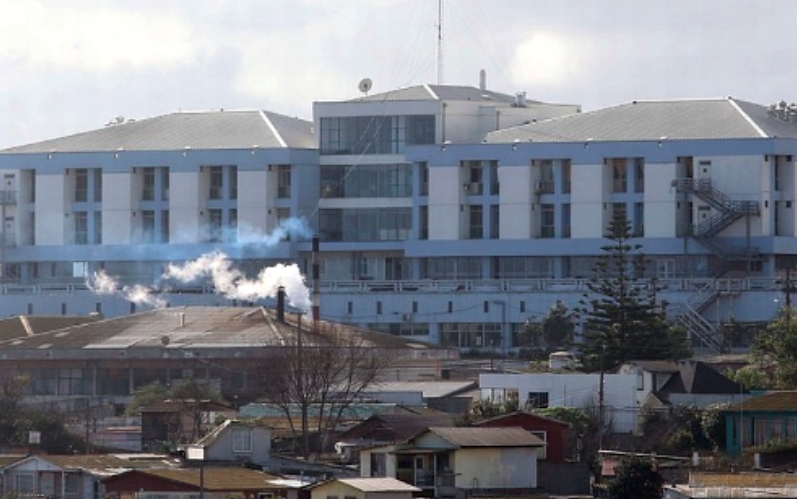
[402,314,413,322]
[534,181,545,193]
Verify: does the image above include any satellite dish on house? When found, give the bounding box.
[161,335,170,346]
[358,78,373,95]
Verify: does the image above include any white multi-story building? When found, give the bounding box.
[0,83,794,354]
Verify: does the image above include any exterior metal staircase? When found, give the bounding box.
[667,282,725,353]
[673,178,761,263]
[668,179,760,353]
[668,301,724,354]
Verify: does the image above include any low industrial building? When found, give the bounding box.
[0,306,453,410]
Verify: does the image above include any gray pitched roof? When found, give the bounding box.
[425,427,545,447]
[725,391,797,412]
[486,97,797,143]
[336,410,456,442]
[1,110,314,154]
[348,84,526,105]
[0,306,441,355]
[0,314,101,341]
[366,380,477,399]
[659,360,742,395]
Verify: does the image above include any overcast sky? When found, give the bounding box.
[0,0,793,149]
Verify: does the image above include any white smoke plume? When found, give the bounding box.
[86,269,119,295]
[86,217,314,313]
[86,270,167,309]
[163,252,311,313]
[124,284,168,308]
[235,218,313,246]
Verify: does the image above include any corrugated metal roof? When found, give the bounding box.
[623,360,680,373]
[109,468,280,491]
[335,478,420,492]
[0,315,101,341]
[0,455,24,467]
[15,454,180,476]
[1,110,314,154]
[726,391,797,412]
[337,410,456,442]
[366,380,476,399]
[426,426,545,447]
[0,306,436,355]
[139,400,233,414]
[486,98,797,143]
[472,410,570,428]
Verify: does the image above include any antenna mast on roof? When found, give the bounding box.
[436,0,444,85]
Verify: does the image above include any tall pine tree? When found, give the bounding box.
[578,210,690,372]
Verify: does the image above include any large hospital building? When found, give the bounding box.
[0,81,794,354]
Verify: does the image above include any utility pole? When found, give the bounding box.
[598,341,606,452]
[436,0,444,84]
[297,312,308,460]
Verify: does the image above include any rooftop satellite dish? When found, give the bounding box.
[161,335,170,346]
[358,78,373,95]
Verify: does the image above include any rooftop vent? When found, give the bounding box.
[768,101,797,123]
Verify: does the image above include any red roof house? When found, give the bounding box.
[473,411,570,462]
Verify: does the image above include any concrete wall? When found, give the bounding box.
[103,172,135,244]
[499,165,533,239]
[645,162,677,237]
[238,169,271,234]
[571,163,604,238]
[169,171,203,243]
[454,447,537,489]
[429,166,463,239]
[35,173,67,245]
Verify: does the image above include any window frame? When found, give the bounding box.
[232,427,254,454]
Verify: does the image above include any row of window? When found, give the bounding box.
[320,115,436,155]
[321,164,412,198]
[68,166,271,204]
[37,159,643,213]
[319,208,412,242]
[26,367,236,396]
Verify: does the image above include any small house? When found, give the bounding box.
[361,426,544,496]
[334,408,454,463]
[472,410,569,462]
[140,399,235,451]
[724,391,797,455]
[186,420,271,465]
[310,478,418,499]
[103,468,291,499]
[0,454,179,499]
